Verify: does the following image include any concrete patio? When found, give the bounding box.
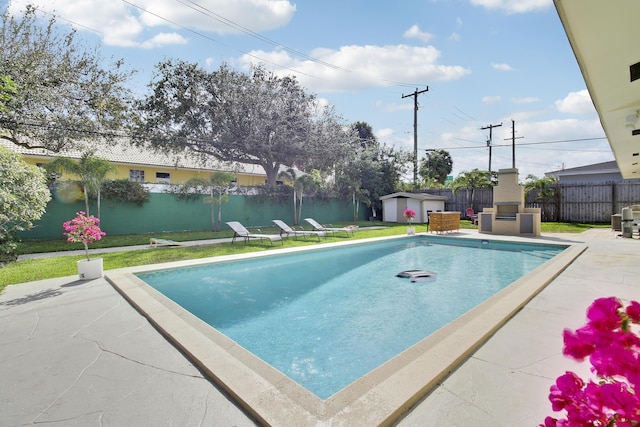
[1,228,638,426]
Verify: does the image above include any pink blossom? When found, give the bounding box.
[403,209,416,219]
[62,211,106,261]
[544,298,640,426]
[626,301,640,323]
[586,297,622,332]
[563,327,595,360]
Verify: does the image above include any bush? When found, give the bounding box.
[101,179,150,206]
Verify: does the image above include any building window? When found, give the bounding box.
[129,169,144,182]
[155,172,171,183]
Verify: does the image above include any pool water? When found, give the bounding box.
[137,237,565,399]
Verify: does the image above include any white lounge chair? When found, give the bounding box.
[303,218,355,237]
[272,219,325,241]
[226,221,283,245]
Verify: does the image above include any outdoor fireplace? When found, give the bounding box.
[478,168,541,236]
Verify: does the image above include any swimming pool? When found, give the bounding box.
[136,237,565,399]
[106,234,585,426]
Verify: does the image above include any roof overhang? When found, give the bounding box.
[554,0,640,178]
[380,192,448,201]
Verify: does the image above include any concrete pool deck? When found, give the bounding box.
[1,228,638,426]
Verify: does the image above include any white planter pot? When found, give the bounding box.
[77,258,103,280]
[406,227,416,235]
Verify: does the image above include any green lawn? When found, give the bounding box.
[0,221,608,292]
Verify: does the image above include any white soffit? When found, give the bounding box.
[554,0,640,178]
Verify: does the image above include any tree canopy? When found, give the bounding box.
[449,168,495,210]
[420,149,452,185]
[332,122,411,219]
[0,5,134,151]
[524,174,558,221]
[46,151,116,218]
[135,61,353,185]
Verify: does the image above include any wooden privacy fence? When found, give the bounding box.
[424,181,640,223]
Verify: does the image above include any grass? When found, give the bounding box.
[0,220,608,293]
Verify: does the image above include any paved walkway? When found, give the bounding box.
[1,228,638,426]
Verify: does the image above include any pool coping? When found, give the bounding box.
[105,233,586,426]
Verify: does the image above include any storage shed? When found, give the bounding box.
[380,192,448,223]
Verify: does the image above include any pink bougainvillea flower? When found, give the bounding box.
[63,211,106,261]
[403,209,416,219]
[549,371,585,412]
[540,416,559,427]
[626,301,640,323]
[544,298,640,427]
[563,327,596,360]
[586,297,623,332]
[599,382,637,419]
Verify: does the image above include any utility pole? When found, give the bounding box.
[402,87,429,189]
[504,119,523,168]
[481,122,502,173]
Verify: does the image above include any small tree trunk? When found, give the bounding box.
[297,191,303,226]
[83,185,90,216]
[97,187,101,220]
[217,193,223,232]
[292,188,298,225]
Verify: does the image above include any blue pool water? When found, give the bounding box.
[137,236,565,399]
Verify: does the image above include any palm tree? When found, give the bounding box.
[524,175,558,221]
[279,167,304,225]
[181,172,236,231]
[46,151,116,218]
[448,169,494,211]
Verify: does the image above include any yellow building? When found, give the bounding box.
[1,139,269,186]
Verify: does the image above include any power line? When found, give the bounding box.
[443,136,607,150]
[120,0,425,88]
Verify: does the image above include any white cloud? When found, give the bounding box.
[449,32,461,42]
[554,90,596,115]
[403,25,434,43]
[7,0,296,47]
[139,33,189,49]
[240,45,471,92]
[482,96,502,105]
[376,100,413,113]
[469,0,552,14]
[491,62,514,72]
[375,128,395,139]
[204,57,217,69]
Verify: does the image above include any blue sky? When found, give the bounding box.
[6,0,612,180]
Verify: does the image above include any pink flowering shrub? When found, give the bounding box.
[403,209,416,224]
[542,297,640,426]
[63,211,106,261]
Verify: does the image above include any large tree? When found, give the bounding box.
[333,122,411,219]
[420,149,453,186]
[135,61,352,185]
[0,5,134,151]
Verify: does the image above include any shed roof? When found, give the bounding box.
[546,161,620,177]
[380,192,448,201]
